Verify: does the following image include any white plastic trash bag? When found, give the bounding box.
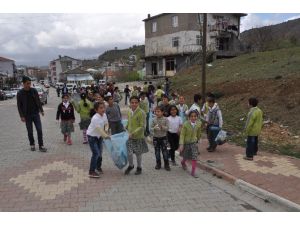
[215,130,227,145]
[103,131,129,169]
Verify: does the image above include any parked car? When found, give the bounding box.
[3,90,14,99]
[39,80,45,85]
[0,90,7,101]
[11,88,21,97]
[34,87,47,105]
[98,79,106,85]
[44,83,50,88]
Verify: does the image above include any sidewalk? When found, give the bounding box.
[197,139,300,206]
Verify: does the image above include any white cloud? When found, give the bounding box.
[286,14,300,21]
[35,14,145,49]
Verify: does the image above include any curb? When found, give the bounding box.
[194,158,300,212]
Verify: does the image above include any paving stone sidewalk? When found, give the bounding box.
[197,139,300,205]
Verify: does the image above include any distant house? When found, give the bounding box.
[0,56,16,77]
[49,55,82,83]
[143,13,246,77]
[61,67,94,86]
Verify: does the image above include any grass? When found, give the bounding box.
[170,47,300,158]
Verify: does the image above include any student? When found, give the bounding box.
[106,95,124,135]
[56,94,75,145]
[131,86,139,97]
[176,96,189,123]
[169,93,178,105]
[164,77,171,96]
[124,96,149,175]
[72,93,93,144]
[187,94,202,116]
[167,105,183,166]
[86,102,110,178]
[179,111,202,178]
[143,81,148,93]
[139,92,150,136]
[113,87,122,104]
[154,85,165,105]
[201,92,214,121]
[151,106,170,171]
[243,97,263,161]
[159,95,171,117]
[124,85,131,105]
[93,93,104,103]
[206,96,223,152]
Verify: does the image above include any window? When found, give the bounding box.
[172,16,178,27]
[152,22,157,32]
[166,58,175,71]
[172,37,179,47]
[196,35,201,45]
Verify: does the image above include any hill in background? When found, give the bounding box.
[98,45,145,62]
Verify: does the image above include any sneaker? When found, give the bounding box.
[124,165,134,175]
[39,146,47,152]
[243,156,253,161]
[67,138,72,145]
[135,167,142,175]
[181,161,187,170]
[97,168,103,174]
[206,146,212,150]
[83,141,88,144]
[30,145,36,151]
[155,164,161,170]
[191,173,199,178]
[171,160,178,166]
[164,165,171,171]
[89,171,100,178]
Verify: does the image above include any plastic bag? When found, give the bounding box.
[148,112,154,130]
[215,130,227,145]
[103,131,129,169]
[179,111,186,123]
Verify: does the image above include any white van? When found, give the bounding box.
[98,79,106,85]
[66,83,77,92]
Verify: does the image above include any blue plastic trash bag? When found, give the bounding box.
[148,112,154,129]
[122,119,128,128]
[215,130,227,145]
[179,111,186,123]
[103,131,129,169]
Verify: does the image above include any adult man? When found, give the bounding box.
[17,76,47,152]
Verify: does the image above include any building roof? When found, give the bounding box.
[143,13,247,22]
[51,55,81,63]
[62,67,89,75]
[0,56,14,62]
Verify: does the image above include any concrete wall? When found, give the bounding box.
[0,61,14,77]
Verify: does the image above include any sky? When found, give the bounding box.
[0,13,299,66]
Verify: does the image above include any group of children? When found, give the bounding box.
[55,81,263,179]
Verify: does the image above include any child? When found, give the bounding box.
[206,96,223,152]
[139,92,150,136]
[93,93,104,103]
[151,106,170,171]
[187,93,202,116]
[56,94,75,145]
[243,97,263,161]
[73,93,94,144]
[113,87,122,104]
[179,111,202,178]
[124,96,149,175]
[106,95,124,135]
[169,93,178,105]
[124,85,131,105]
[131,86,139,97]
[177,96,189,123]
[159,95,171,117]
[86,102,110,178]
[154,85,165,106]
[201,92,214,121]
[167,105,183,166]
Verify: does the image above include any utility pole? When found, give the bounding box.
[201,13,207,102]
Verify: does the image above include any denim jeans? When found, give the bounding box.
[88,135,103,172]
[25,113,43,147]
[207,125,221,149]
[246,136,258,158]
[153,136,169,165]
[125,94,130,105]
[167,132,179,161]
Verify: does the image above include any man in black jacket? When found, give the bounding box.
[17,76,47,152]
